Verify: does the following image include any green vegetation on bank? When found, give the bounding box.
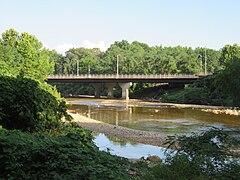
[160,44,240,107]
[0,75,138,179]
[0,75,70,132]
[0,125,134,179]
[144,128,240,180]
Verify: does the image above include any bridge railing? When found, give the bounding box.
[48,74,199,79]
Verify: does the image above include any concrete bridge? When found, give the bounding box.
[47,74,200,100]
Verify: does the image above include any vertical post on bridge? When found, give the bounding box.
[117,54,120,78]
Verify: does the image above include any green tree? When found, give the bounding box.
[64,47,102,74]
[0,43,23,76]
[1,29,54,81]
[46,49,64,74]
[219,44,240,106]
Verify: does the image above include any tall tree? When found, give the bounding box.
[218,44,240,106]
[0,29,54,81]
[64,47,101,75]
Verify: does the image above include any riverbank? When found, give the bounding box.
[69,112,167,147]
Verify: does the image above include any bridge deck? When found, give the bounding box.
[47,74,200,83]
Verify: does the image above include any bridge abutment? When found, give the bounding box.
[119,82,132,100]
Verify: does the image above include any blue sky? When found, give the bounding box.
[1,0,240,53]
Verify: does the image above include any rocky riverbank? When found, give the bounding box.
[200,108,240,116]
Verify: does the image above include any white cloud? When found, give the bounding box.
[53,40,108,55]
[54,43,75,55]
[82,40,107,51]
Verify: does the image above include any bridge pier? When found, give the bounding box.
[119,82,132,100]
[106,83,116,98]
[91,83,101,98]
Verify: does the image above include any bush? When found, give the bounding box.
[144,128,240,180]
[0,125,132,179]
[0,75,70,132]
[161,87,209,104]
[161,75,233,106]
[182,87,209,104]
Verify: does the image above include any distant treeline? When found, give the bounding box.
[53,40,222,75]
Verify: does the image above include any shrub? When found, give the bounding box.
[0,126,132,179]
[144,128,240,179]
[0,75,70,132]
[182,87,209,105]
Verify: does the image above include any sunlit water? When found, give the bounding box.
[67,98,240,159]
[94,133,169,159]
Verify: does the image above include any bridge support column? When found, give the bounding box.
[92,83,101,98]
[106,83,116,98]
[119,82,132,100]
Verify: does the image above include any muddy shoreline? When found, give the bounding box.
[69,112,167,147]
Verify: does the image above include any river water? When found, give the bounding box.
[67,98,240,159]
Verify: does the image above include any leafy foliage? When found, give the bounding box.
[145,128,240,180]
[53,40,221,76]
[0,43,24,76]
[0,125,132,179]
[0,29,54,81]
[161,44,240,107]
[0,75,70,132]
[218,44,240,107]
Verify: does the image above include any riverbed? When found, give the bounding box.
[68,98,240,135]
[67,98,240,158]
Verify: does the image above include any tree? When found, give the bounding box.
[0,43,24,76]
[46,49,64,74]
[0,29,54,81]
[64,47,102,74]
[219,44,240,106]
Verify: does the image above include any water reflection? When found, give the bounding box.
[94,133,167,159]
[68,98,240,136]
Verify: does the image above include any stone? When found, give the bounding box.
[146,155,161,162]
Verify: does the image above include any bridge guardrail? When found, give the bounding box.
[47,74,200,79]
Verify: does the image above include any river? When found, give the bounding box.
[67,98,240,159]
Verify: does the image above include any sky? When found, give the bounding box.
[1,0,240,54]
